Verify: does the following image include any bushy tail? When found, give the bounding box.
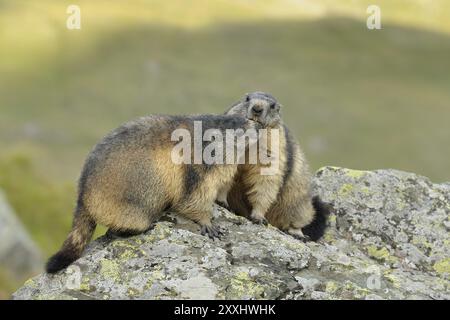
[302,196,330,241]
[46,205,96,274]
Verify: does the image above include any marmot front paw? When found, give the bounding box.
[287,228,311,242]
[250,215,268,226]
[200,224,223,240]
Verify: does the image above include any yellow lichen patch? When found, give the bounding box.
[361,187,370,194]
[339,184,354,196]
[228,271,265,299]
[383,271,401,288]
[100,259,121,281]
[119,248,139,260]
[23,278,36,288]
[344,168,367,179]
[433,258,450,274]
[143,223,172,242]
[112,239,145,260]
[324,231,335,243]
[144,268,165,290]
[79,277,90,291]
[111,239,136,248]
[325,281,339,294]
[367,246,398,264]
[127,287,140,297]
[343,281,370,298]
[323,228,336,244]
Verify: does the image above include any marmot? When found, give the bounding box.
[224,92,329,241]
[46,110,281,274]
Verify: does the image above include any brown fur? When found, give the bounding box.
[46,114,264,273]
[225,92,320,240]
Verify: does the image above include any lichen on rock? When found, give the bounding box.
[13,167,450,300]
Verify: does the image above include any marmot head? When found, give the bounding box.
[225,91,282,128]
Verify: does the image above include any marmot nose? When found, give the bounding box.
[252,105,263,115]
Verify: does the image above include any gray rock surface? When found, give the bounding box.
[13,167,449,300]
[0,190,43,280]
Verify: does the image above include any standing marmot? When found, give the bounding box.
[46,110,281,274]
[224,92,329,241]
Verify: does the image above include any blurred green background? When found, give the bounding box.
[1,0,449,297]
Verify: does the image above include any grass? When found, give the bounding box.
[0,152,106,253]
[0,268,19,299]
[0,0,450,297]
[1,1,449,181]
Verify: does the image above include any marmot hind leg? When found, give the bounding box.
[246,175,281,226]
[105,226,152,238]
[174,190,223,240]
[216,186,230,209]
[226,180,252,218]
[90,199,155,237]
[177,204,223,239]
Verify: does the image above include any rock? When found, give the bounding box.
[12,167,449,300]
[0,190,43,280]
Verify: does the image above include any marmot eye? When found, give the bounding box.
[270,103,276,109]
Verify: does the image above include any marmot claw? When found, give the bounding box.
[250,216,268,226]
[201,225,223,240]
[291,233,311,242]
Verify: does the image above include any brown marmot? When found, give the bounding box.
[224,92,329,241]
[46,110,281,273]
